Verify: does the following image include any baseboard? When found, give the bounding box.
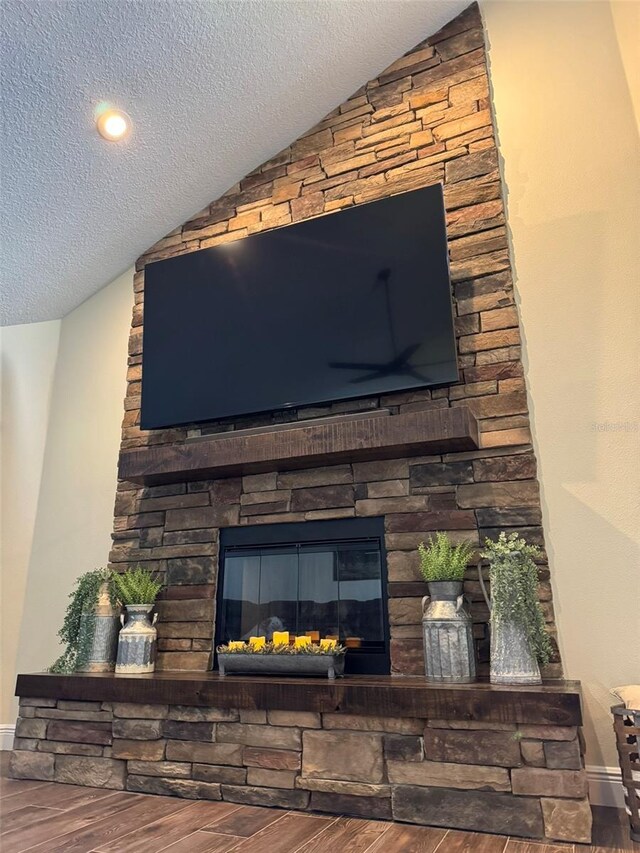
[587,764,626,807]
[0,724,15,751]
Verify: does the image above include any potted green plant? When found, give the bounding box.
[50,568,119,673]
[418,532,476,682]
[479,532,553,684]
[111,566,163,674]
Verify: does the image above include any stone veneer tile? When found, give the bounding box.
[323,713,423,734]
[426,719,516,731]
[246,767,298,789]
[220,784,310,810]
[192,764,247,785]
[163,720,215,741]
[511,768,588,798]
[520,740,545,767]
[243,747,301,770]
[113,719,163,740]
[517,725,577,741]
[34,708,113,722]
[15,718,48,739]
[392,785,544,838]
[168,705,238,722]
[383,734,424,762]
[543,739,582,770]
[302,730,384,783]
[267,710,321,728]
[541,797,592,843]
[127,775,222,800]
[47,720,112,745]
[239,709,267,724]
[387,759,510,791]
[112,703,169,719]
[309,791,393,820]
[166,740,244,765]
[111,739,165,761]
[423,727,521,767]
[55,755,126,789]
[38,740,103,756]
[127,760,192,778]
[297,778,391,798]
[19,697,56,707]
[12,738,40,751]
[9,750,54,780]
[216,722,301,750]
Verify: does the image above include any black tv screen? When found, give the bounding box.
[141,183,457,429]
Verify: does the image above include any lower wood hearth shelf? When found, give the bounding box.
[15,672,583,726]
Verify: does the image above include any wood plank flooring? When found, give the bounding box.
[1,753,638,853]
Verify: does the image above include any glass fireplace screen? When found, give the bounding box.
[216,518,389,674]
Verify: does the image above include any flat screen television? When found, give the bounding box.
[141,183,457,429]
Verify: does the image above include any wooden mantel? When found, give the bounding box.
[119,406,479,485]
[15,672,583,727]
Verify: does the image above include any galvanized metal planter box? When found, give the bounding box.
[217,653,345,679]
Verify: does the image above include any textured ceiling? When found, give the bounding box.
[1,0,468,325]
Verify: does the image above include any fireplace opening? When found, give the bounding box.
[215,517,390,674]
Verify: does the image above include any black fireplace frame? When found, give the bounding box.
[214,517,390,675]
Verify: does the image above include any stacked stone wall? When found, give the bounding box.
[10,697,591,843]
[112,3,561,678]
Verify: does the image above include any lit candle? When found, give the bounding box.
[272,631,289,646]
[249,636,265,650]
[320,638,337,651]
[228,641,245,650]
[294,635,311,649]
[305,631,320,642]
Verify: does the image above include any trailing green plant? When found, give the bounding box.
[111,565,163,605]
[418,532,474,583]
[49,568,115,673]
[481,531,553,666]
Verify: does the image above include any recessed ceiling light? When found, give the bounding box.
[96,109,131,141]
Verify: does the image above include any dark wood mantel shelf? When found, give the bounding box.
[119,407,479,485]
[15,672,582,727]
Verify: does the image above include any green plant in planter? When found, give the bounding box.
[217,642,347,656]
[49,568,115,673]
[418,532,474,583]
[481,531,552,666]
[111,565,163,605]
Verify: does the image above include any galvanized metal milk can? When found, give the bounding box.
[422,581,476,682]
[115,605,158,674]
[77,582,120,672]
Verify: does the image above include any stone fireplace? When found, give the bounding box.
[105,1,560,681]
[10,4,593,843]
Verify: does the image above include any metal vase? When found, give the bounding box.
[115,605,157,674]
[77,583,120,672]
[489,620,541,685]
[422,581,476,683]
[478,561,542,685]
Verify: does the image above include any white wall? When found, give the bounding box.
[1,321,61,728]
[483,0,640,779]
[2,269,133,728]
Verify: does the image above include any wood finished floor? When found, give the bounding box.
[1,754,638,853]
